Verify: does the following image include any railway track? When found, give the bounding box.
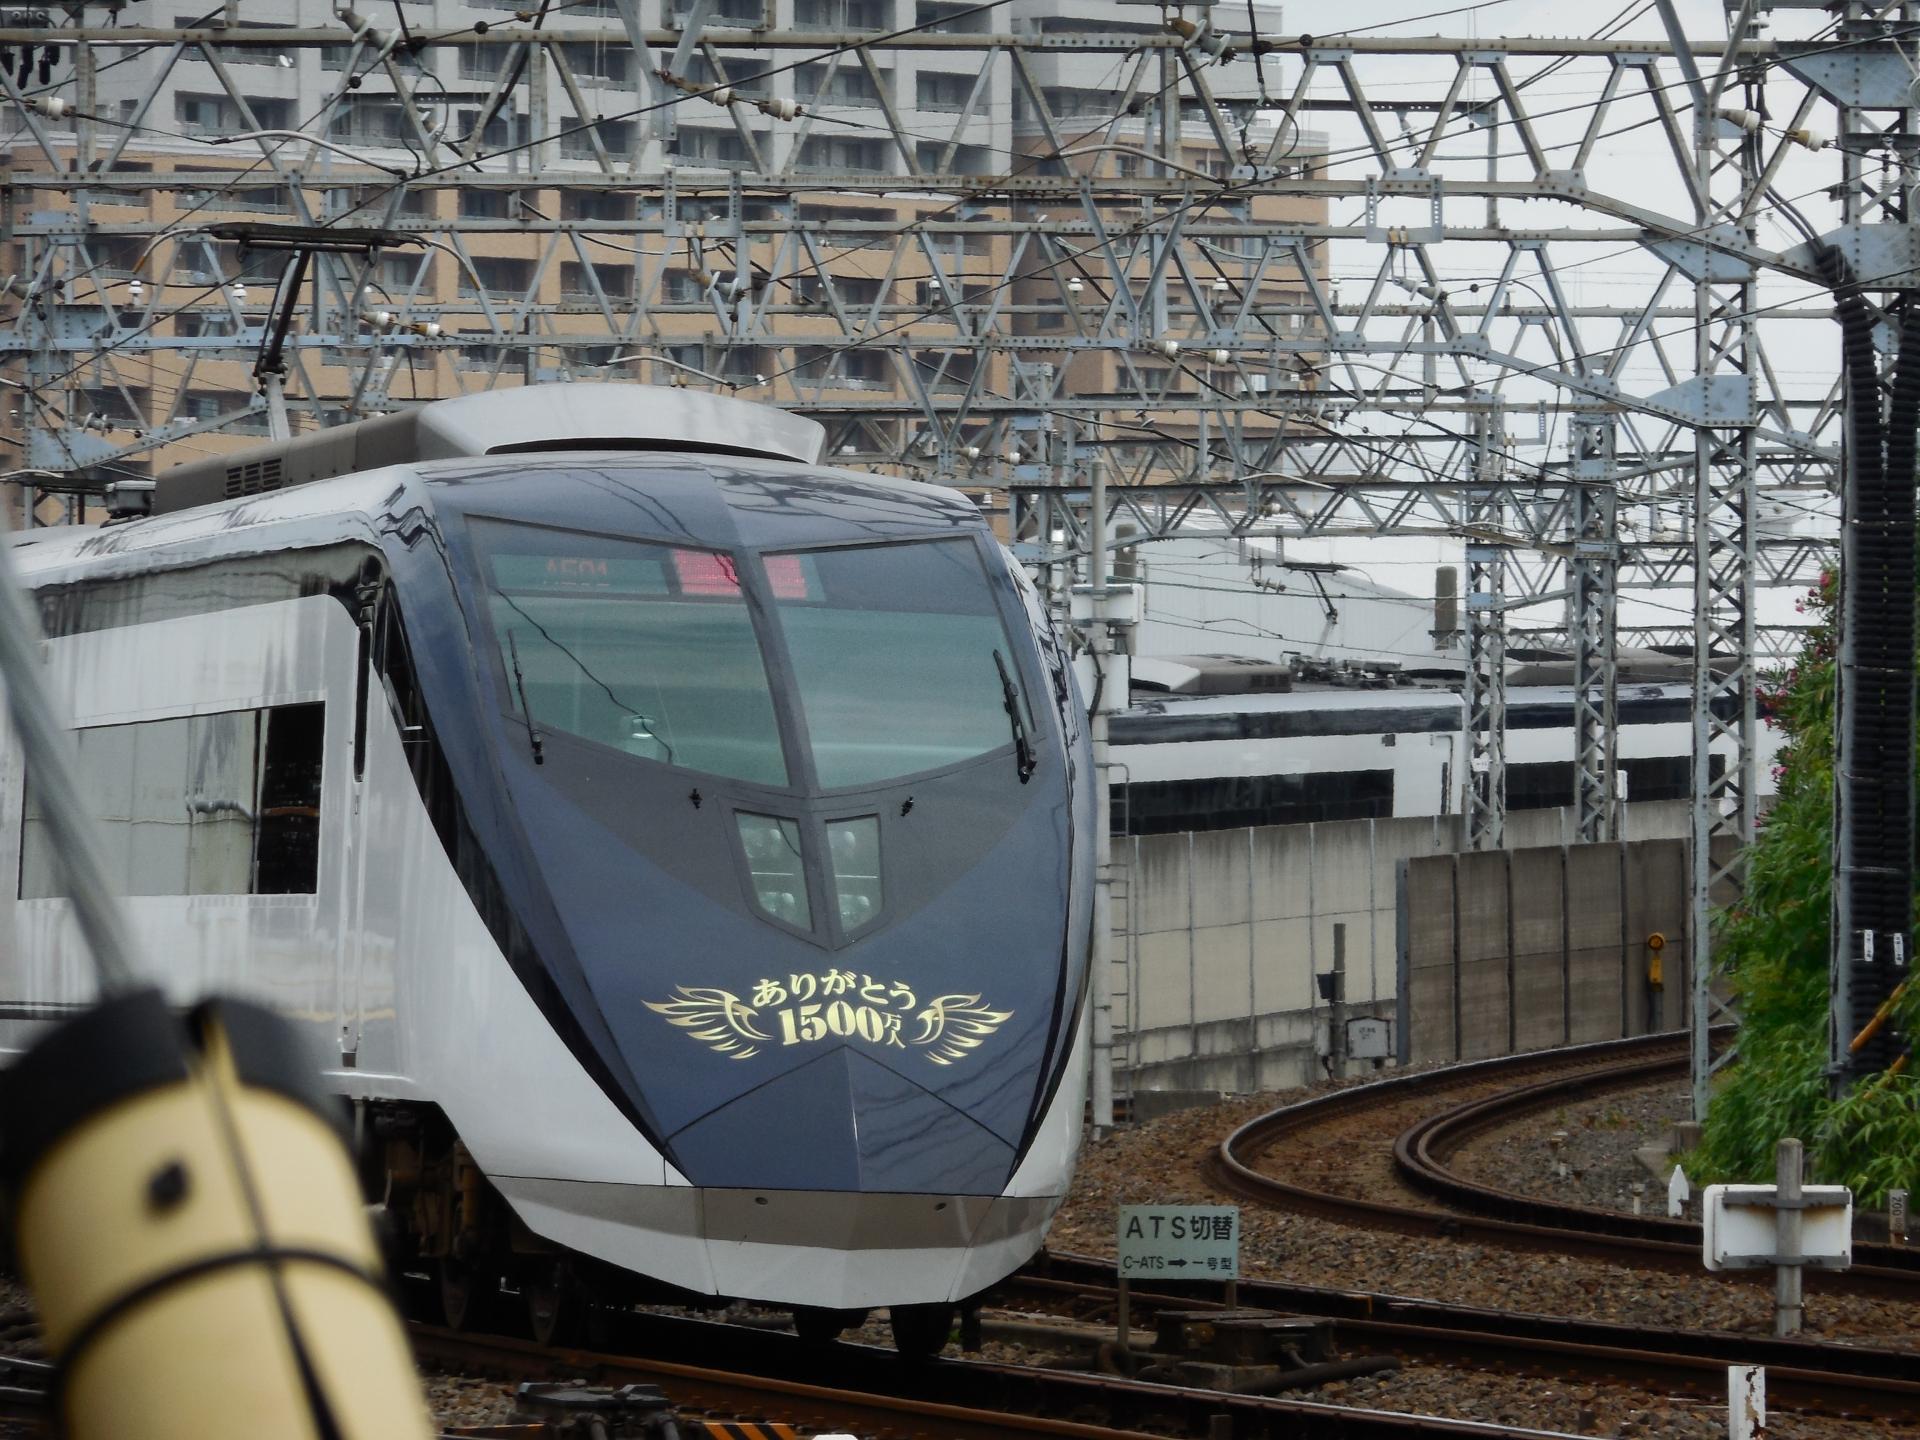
[412,1310,1598,1439]
[1210,1030,1920,1298]
[1394,1054,1920,1272]
[1020,1256,1920,1424]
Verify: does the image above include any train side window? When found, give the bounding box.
[255,703,325,894]
[19,702,325,899]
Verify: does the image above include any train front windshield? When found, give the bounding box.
[471,522,1034,795]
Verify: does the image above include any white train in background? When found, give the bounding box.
[1107,655,1779,835]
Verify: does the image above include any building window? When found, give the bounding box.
[793,135,891,172]
[458,43,510,80]
[373,250,434,293]
[459,188,517,219]
[794,345,888,386]
[560,42,634,85]
[330,98,416,145]
[21,704,326,899]
[454,106,522,150]
[560,117,636,160]
[673,126,761,167]
[916,71,975,112]
[560,260,635,300]
[916,0,985,32]
[916,351,977,392]
[561,189,634,222]
[914,141,990,175]
[181,390,270,434]
[796,61,887,108]
[462,255,535,297]
[792,0,891,28]
[176,93,293,134]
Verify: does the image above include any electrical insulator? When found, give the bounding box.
[1786,127,1830,151]
[1717,106,1761,132]
[963,444,981,460]
[368,309,396,330]
[1207,348,1230,365]
[409,321,442,338]
[756,96,800,122]
[1155,338,1180,359]
[706,86,735,107]
[126,279,142,302]
[230,283,247,303]
[31,95,68,118]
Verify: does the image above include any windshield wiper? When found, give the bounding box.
[506,631,545,766]
[992,648,1037,784]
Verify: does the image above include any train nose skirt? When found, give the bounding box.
[666,1046,1016,1194]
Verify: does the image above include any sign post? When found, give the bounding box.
[1701,1138,1852,1338]
[1115,1205,1241,1350]
[1728,1365,1765,1440]
[1890,1188,1909,1246]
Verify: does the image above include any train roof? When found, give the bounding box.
[9,451,982,590]
[149,384,827,515]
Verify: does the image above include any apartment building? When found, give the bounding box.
[2,0,1320,523]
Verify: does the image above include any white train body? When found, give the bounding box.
[1108,670,1779,833]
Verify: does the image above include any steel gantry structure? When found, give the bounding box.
[0,3,1908,1108]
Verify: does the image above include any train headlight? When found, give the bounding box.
[828,815,881,931]
[738,812,811,928]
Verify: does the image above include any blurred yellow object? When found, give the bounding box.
[2,988,432,1440]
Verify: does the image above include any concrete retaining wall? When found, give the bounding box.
[1113,801,1698,1095]
[1121,802,1704,1090]
[1394,839,1696,1065]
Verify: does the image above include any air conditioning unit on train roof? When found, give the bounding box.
[154,382,827,515]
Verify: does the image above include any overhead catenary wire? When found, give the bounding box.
[0,5,1879,508]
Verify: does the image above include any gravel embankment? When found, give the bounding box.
[1042,1073,1920,1435]
[1048,1076,1920,1349]
[1450,1079,1689,1214]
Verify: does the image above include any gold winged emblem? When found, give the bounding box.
[644,987,769,1059]
[911,994,1014,1065]
[646,977,1012,1065]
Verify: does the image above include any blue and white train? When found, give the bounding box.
[0,385,1093,1352]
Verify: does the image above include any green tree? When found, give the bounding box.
[1693,571,1920,1203]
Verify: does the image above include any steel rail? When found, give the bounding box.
[411,1314,1583,1439]
[1211,1031,1920,1297]
[1393,1054,1920,1273]
[1017,1261,1920,1422]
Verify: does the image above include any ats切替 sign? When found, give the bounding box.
[1116,1205,1239,1278]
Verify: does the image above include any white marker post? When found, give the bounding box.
[1728,1365,1765,1440]
[1668,1164,1692,1219]
[1890,1189,1909,1246]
